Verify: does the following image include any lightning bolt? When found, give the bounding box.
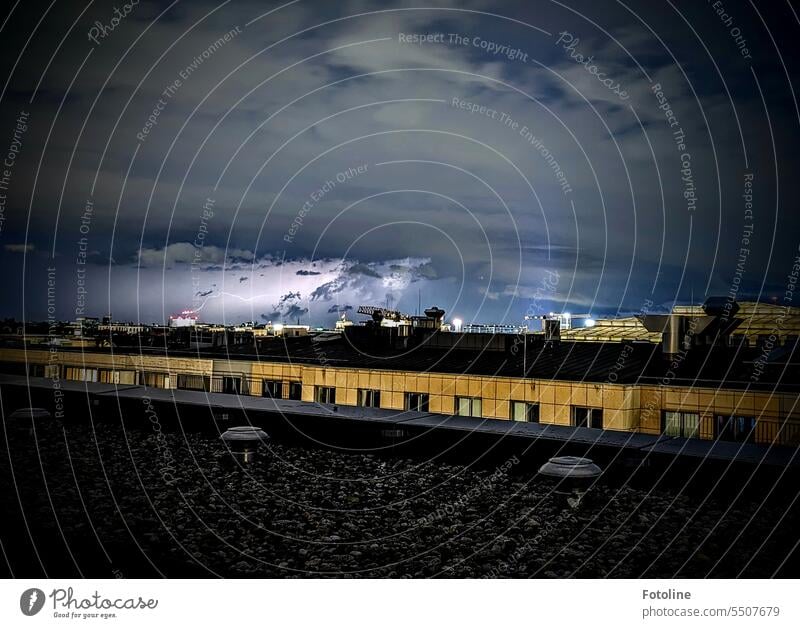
[28,590,38,611]
[193,291,284,312]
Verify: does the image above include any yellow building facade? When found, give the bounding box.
[2,347,798,446]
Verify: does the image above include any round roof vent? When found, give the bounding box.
[221,425,269,444]
[538,456,602,480]
[221,426,270,463]
[9,407,52,421]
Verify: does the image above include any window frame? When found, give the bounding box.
[262,379,283,399]
[288,382,303,400]
[662,410,700,439]
[315,385,336,404]
[358,388,381,408]
[455,396,482,418]
[405,392,430,412]
[715,414,756,442]
[511,401,539,423]
[176,373,211,391]
[572,406,603,429]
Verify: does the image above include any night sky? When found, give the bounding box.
[1,0,798,326]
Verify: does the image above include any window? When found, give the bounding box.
[262,380,282,399]
[572,406,603,429]
[100,369,136,385]
[662,411,700,438]
[139,371,167,388]
[511,401,539,422]
[405,392,429,412]
[222,376,241,394]
[315,386,336,404]
[177,374,210,391]
[288,382,303,400]
[29,363,60,379]
[358,389,381,408]
[715,415,756,442]
[456,396,482,418]
[64,367,99,383]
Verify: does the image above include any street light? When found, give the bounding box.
[452,318,463,332]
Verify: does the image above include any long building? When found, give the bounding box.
[560,301,800,345]
[1,300,799,447]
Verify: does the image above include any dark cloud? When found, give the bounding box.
[310,280,342,302]
[137,244,254,268]
[285,305,309,320]
[413,263,438,280]
[1,1,797,326]
[328,304,353,313]
[347,264,382,279]
[279,291,301,304]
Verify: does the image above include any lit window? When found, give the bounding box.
[315,386,336,404]
[358,389,381,408]
[511,401,539,422]
[456,396,482,418]
[663,411,700,438]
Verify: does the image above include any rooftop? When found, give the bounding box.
[8,330,800,393]
[3,374,797,468]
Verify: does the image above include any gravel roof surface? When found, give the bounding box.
[2,418,797,578]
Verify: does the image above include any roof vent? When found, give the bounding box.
[221,425,270,463]
[538,456,602,480]
[538,456,602,497]
[9,407,52,421]
[8,407,54,437]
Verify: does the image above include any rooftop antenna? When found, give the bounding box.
[417,288,421,316]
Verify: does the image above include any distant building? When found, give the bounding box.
[560,301,800,346]
[5,299,799,448]
[169,310,198,327]
[254,323,310,338]
[461,323,527,334]
[73,316,99,336]
[98,322,147,335]
[335,314,353,331]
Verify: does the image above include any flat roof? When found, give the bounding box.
[2,374,796,468]
[5,332,800,392]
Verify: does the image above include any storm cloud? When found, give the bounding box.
[1,1,798,326]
